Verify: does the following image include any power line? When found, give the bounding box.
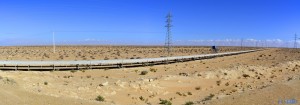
[165,12,173,57]
[54,30,164,34]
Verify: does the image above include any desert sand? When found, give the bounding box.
[0,46,299,105]
[0,46,254,60]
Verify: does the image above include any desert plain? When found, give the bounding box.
[0,46,299,105]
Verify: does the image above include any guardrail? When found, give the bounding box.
[0,50,260,71]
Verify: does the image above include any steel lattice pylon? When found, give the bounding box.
[165,12,173,57]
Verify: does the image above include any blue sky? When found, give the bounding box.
[0,0,300,46]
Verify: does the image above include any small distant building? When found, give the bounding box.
[211,46,218,53]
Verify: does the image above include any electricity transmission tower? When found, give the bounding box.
[255,40,258,48]
[165,12,173,57]
[53,31,56,53]
[294,33,299,49]
[240,38,243,49]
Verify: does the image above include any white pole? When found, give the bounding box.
[53,31,56,53]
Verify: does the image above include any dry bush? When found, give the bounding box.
[202,94,215,102]
[159,99,172,105]
[140,71,148,75]
[185,101,194,105]
[195,86,201,90]
[216,80,221,86]
[95,95,105,102]
[86,75,92,78]
[150,68,157,72]
[44,81,48,85]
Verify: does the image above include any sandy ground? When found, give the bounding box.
[0,46,253,60]
[0,47,299,105]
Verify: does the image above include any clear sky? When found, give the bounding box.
[0,0,300,46]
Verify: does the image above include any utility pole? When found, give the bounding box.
[53,31,56,53]
[165,12,173,57]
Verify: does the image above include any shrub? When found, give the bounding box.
[87,75,92,78]
[44,81,48,85]
[225,82,230,86]
[176,92,182,96]
[176,92,186,96]
[159,99,172,105]
[70,70,77,73]
[287,77,293,81]
[202,94,215,102]
[95,95,105,102]
[80,70,86,73]
[216,80,221,86]
[150,68,157,72]
[134,69,138,73]
[139,96,145,101]
[195,86,201,90]
[242,74,250,78]
[179,72,188,76]
[140,71,148,75]
[185,101,194,105]
[187,92,192,95]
